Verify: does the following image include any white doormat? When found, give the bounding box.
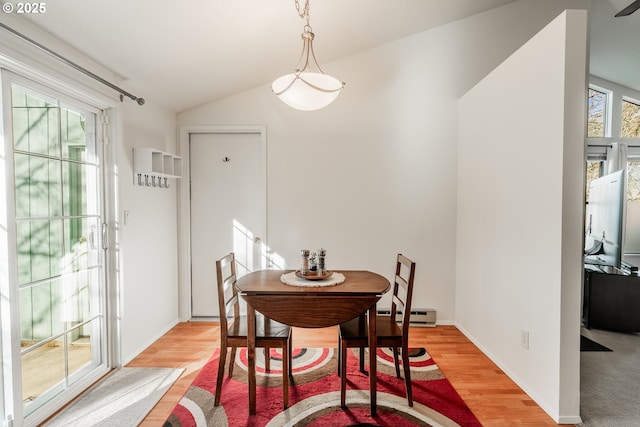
[45,367,183,426]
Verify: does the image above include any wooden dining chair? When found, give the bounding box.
[214,252,293,408]
[338,253,416,407]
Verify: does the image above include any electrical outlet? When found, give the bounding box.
[521,329,530,350]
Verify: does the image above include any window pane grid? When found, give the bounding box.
[10,83,105,414]
[11,90,60,157]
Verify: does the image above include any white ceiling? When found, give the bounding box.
[12,0,517,111]
[7,0,640,111]
[591,0,640,94]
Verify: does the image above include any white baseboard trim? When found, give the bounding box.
[452,321,580,424]
[122,318,180,365]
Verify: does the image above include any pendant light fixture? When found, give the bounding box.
[272,0,345,111]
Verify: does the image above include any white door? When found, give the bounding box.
[189,132,266,317]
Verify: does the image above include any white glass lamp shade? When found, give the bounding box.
[272,72,343,111]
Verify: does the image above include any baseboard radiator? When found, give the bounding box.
[376,308,436,327]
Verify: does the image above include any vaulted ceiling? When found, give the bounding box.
[11,0,518,111]
[6,0,640,111]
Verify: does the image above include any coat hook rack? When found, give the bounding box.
[135,173,174,189]
[133,148,182,188]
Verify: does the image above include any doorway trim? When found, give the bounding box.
[177,125,267,321]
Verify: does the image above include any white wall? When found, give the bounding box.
[179,28,462,318]
[178,0,588,321]
[117,101,180,363]
[177,0,588,421]
[457,10,587,423]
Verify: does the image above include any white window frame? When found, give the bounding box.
[588,83,612,139]
[0,61,122,427]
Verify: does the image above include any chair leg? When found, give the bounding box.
[288,336,294,382]
[282,342,289,409]
[265,347,271,372]
[340,339,348,408]
[337,337,342,377]
[393,346,401,378]
[215,347,227,406]
[359,347,366,374]
[401,347,413,406]
[228,347,237,378]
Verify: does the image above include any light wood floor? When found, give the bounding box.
[128,322,573,427]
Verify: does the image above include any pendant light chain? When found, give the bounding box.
[295,0,311,25]
[293,0,314,74]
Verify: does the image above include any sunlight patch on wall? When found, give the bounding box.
[233,219,285,274]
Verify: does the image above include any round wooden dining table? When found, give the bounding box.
[235,269,390,416]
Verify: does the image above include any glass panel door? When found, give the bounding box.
[8,82,107,419]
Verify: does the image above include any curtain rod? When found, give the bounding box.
[588,144,640,148]
[0,22,145,105]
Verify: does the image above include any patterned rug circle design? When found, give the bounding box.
[164,347,482,427]
[234,347,335,386]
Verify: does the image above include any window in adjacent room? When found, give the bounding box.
[585,82,640,255]
[587,87,609,137]
[585,159,604,201]
[585,157,640,253]
[622,97,640,138]
[625,159,640,253]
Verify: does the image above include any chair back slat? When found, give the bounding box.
[216,252,238,331]
[390,253,416,334]
[214,252,292,409]
[223,292,238,318]
[339,253,416,407]
[391,294,405,313]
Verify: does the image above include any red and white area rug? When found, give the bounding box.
[164,347,482,426]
